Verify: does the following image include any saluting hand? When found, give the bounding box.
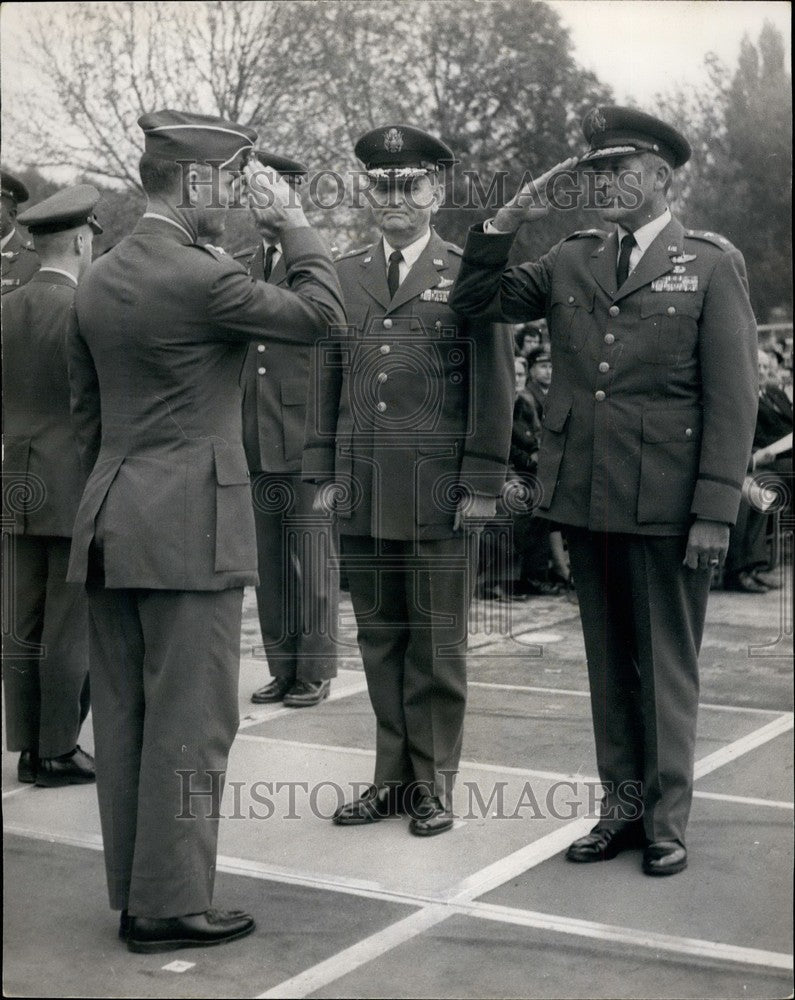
[243,161,309,233]
[492,157,580,234]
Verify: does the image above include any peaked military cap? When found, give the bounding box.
[138,110,258,169]
[526,346,552,367]
[580,106,691,169]
[255,150,308,183]
[355,125,455,178]
[18,183,103,235]
[1,169,30,204]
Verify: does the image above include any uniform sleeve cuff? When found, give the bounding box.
[690,478,742,525]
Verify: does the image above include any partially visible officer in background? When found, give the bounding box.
[236,151,339,709]
[304,125,514,836]
[1,169,40,293]
[66,110,345,952]
[2,186,100,788]
[451,107,758,875]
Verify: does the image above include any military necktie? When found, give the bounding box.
[387,249,403,299]
[263,244,277,282]
[616,232,637,287]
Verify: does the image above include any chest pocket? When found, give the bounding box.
[549,288,595,353]
[637,295,702,365]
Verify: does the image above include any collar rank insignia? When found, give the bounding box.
[433,258,445,266]
[384,128,404,152]
[363,256,372,263]
[670,253,697,264]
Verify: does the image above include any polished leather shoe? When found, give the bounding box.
[333,783,405,825]
[283,679,331,708]
[566,823,646,863]
[726,571,770,594]
[250,677,293,704]
[17,750,39,784]
[35,746,95,787]
[643,840,688,876]
[409,795,454,837]
[127,909,255,953]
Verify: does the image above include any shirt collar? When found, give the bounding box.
[37,266,78,285]
[142,212,194,243]
[262,239,282,256]
[383,229,431,270]
[0,228,17,251]
[618,207,671,255]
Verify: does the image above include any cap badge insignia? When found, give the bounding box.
[587,108,608,133]
[384,128,404,153]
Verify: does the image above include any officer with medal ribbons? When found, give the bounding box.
[450,107,758,875]
[1,169,40,293]
[66,110,345,951]
[304,125,514,835]
[236,151,340,709]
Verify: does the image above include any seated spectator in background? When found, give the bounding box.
[724,349,792,593]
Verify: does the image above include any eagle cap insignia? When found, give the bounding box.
[587,107,608,133]
[384,128,404,153]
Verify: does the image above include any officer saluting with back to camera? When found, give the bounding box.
[450,107,758,876]
[304,125,514,836]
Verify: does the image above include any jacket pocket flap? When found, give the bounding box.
[213,442,251,484]
[640,297,701,319]
[542,394,572,433]
[550,287,595,312]
[280,378,307,405]
[642,407,702,443]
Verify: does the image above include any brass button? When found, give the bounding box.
[377,401,387,412]
[598,362,609,373]
[608,305,620,317]
[377,372,387,383]
[382,318,393,329]
[595,390,606,401]
[685,427,693,438]
[667,306,676,316]
[257,366,267,375]
[257,344,265,353]
[604,333,615,345]
[380,344,391,355]
[568,295,575,304]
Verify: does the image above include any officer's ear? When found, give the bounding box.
[653,158,672,195]
[186,165,200,207]
[428,174,442,216]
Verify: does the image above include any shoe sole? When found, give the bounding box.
[17,773,37,784]
[283,689,331,709]
[127,922,255,953]
[35,774,96,788]
[409,821,454,837]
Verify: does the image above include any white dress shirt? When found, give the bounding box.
[616,207,671,274]
[382,230,431,286]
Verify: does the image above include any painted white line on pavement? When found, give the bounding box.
[254,906,450,999]
[693,790,793,809]
[694,714,794,779]
[459,900,794,972]
[2,783,36,800]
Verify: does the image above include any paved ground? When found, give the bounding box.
[3,558,793,999]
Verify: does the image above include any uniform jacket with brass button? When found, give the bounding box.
[66,217,345,590]
[449,216,758,534]
[2,271,86,536]
[236,243,314,473]
[304,229,514,539]
[1,228,40,294]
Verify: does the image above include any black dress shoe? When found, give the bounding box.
[643,840,688,877]
[566,823,646,863]
[17,750,39,784]
[726,571,770,594]
[35,746,95,787]
[409,795,454,837]
[283,679,331,708]
[127,909,256,953]
[250,677,293,704]
[333,783,405,825]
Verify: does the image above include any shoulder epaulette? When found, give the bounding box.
[196,243,229,261]
[333,244,373,263]
[232,245,256,260]
[564,229,607,242]
[684,229,735,251]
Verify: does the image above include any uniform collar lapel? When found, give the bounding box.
[387,229,448,313]
[356,240,391,311]
[270,253,287,286]
[136,213,195,245]
[590,230,618,298]
[614,216,685,302]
